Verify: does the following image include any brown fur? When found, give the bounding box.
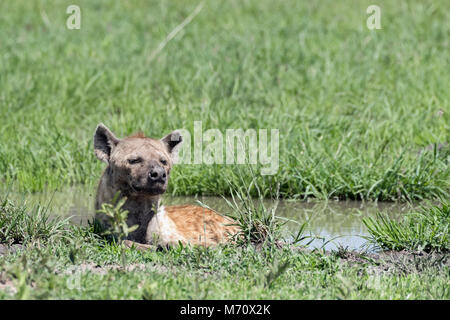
[162,205,239,246]
[93,124,241,247]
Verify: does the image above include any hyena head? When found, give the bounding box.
[93,123,183,196]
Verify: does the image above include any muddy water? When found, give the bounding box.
[5,186,415,251]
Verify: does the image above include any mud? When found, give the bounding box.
[333,248,449,274]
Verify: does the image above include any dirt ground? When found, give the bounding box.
[333,248,449,274]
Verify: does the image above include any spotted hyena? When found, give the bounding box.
[93,123,240,248]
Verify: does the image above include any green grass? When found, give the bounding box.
[1,231,448,300]
[0,196,71,245]
[0,197,449,300]
[363,200,450,252]
[0,247,449,299]
[1,230,449,300]
[0,0,449,300]
[0,0,448,201]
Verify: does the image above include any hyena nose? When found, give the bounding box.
[148,167,166,183]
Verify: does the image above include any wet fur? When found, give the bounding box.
[94,124,240,246]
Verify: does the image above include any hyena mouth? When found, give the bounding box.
[130,184,166,195]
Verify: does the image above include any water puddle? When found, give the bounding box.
[4,186,415,251]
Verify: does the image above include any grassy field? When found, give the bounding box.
[0,0,449,301]
[1,242,448,300]
[0,0,448,200]
[0,198,448,300]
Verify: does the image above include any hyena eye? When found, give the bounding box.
[160,159,168,165]
[128,158,142,165]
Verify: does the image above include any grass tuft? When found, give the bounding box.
[216,166,309,247]
[363,199,449,252]
[0,197,71,245]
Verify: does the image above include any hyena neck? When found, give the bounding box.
[123,194,160,243]
[96,168,161,243]
[124,195,161,215]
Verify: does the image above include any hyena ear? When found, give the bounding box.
[161,130,183,164]
[93,123,120,164]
